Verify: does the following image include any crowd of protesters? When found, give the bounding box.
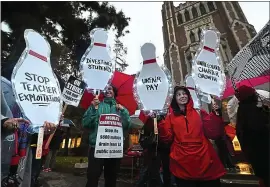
[81,84,269,187]
[2,83,269,187]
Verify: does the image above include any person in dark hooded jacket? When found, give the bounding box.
[135,111,170,187]
[158,86,226,187]
[235,85,269,187]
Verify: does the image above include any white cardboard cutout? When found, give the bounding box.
[201,93,212,104]
[80,28,115,91]
[11,29,62,127]
[192,29,226,97]
[134,43,170,111]
[185,75,200,109]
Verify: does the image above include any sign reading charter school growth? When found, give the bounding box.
[94,114,123,158]
[61,76,86,107]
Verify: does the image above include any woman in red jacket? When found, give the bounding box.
[158,86,226,187]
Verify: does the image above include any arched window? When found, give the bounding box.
[198,28,202,41]
[207,2,215,11]
[187,54,192,67]
[177,13,183,24]
[192,6,198,19]
[200,3,206,15]
[184,10,190,22]
[190,31,195,43]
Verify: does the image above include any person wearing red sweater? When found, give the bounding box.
[158,86,226,187]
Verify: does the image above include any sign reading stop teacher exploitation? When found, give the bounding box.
[94,114,123,158]
[12,29,62,127]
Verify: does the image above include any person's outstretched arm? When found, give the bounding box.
[201,110,224,140]
[158,114,173,144]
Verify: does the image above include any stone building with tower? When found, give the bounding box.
[161,1,257,84]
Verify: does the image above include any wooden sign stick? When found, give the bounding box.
[95,90,100,109]
[44,104,68,150]
[154,117,158,135]
[36,126,45,159]
[153,113,159,156]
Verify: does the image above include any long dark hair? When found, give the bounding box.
[170,86,190,116]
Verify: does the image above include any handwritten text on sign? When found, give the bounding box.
[142,76,162,91]
[61,76,86,107]
[196,61,221,82]
[86,58,112,73]
[18,72,60,106]
[94,114,123,158]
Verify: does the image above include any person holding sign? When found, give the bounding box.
[82,85,131,187]
[210,98,237,172]
[235,85,269,187]
[136,112,170,187]
[158,86,226,187]
[1,93,30,182]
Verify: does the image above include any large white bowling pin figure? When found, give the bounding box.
[185,75,200,109]
[80,28,114,92]
[134,43,173,111]
[12,29,62,127]
[192,28,226,97]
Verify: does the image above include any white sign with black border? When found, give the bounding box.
[61,76,86,107]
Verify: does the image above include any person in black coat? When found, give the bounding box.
[236,85,269,186]
[135,112,171,187]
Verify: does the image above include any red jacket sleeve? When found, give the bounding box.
[158,114,173,144]
[201,110,225,140]
[139,111,150,124]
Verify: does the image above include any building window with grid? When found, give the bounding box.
[192,6,198,19]
[185,10,190,22]
[177,13,183,24]
[198,28,202,41]
[187,54,192,73]
[200,3,206,15]
[190,31,195,43]
[207,2,215,11]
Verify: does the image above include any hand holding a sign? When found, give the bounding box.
[3,118,30,130]
[92,98,100,107]
[116,104,124,110]
[44,121,56,134]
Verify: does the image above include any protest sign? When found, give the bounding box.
[80,28,115,91]
[134,43,174,111]
[192,28,226,97]
[94,114,123,158]
[12,29,62,127]
[61,76,86,107]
